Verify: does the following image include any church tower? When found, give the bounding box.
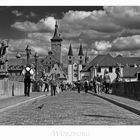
[78,43,84,80]
[68,43,74,83]
[51,21,63,64]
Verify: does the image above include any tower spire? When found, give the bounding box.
[54,21,58,37]
[78,43,84,56]
[68,43,73,56]
[51,20,62,41]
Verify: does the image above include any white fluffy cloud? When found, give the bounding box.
[94,41,112,51]
[10,7,140,58]
[11,16,56,32]
[112,35,140,51]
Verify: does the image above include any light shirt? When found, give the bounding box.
[22,67,34,75]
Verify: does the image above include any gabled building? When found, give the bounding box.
[48,63,66,81]
[81,53,140,82]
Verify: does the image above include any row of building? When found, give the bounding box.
[5,21,140,83]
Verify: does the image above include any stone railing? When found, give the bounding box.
[112,81,140,99]
[0,79,24,96]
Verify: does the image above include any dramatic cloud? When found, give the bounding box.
[104,6,140,29]
[12,10,23,17]
[10,6,140,59]
[112,35,140,51]
[26,11,37,18]
[11,16,56,32]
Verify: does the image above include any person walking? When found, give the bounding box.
[84,79,89,94]
[96,74,100,94]
[93,76,97,94]
[50,77,57,96]
[104,69,111,94]
[43,76,49,92]
[76,80,81,93]
[22,64,34,96]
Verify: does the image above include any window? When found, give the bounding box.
[55,68,57,71]
[97,67,101,73]
[69,60,72,64]
[137,73,140,81]
[69,56,71,59]
[80,60,82,64]
[80,56,82,59]
[109,67,112,73]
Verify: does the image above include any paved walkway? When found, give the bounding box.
[0,92,49,112]
[88,90,140,116]
[0,90,139,125]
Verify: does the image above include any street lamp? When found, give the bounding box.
[34,52,39,81]
[25,45,31,65]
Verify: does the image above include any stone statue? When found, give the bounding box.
[0,40,8,64]
[0,40,8,72]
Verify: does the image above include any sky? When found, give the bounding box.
[1,6,140,62]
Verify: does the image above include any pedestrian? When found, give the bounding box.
[43,76,49,92]
[22,64,34,97]
[93,76,97,94]
[96,74,100,94]
[60,82,65,92]
[104,69,111,94]
[99,75,103,93]
[84,79,89,94]
[50,77,57,96]
[76,80,81,93]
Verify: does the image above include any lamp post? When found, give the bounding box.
[25,45,31,65]
[34,52,39,81]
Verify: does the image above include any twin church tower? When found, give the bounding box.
[50,21,88,83]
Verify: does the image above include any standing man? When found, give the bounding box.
[84,79,89,94]
[76,80,81,93]
[104,69,111,94]
[44,76,49,92]
[22,64,34,96]
[50,75,57,96]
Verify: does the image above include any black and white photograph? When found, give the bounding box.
[0,0,140,139]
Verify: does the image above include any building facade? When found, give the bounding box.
[81,54,140,82]
[67,43,88,83]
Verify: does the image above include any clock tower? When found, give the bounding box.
[51,21,63,64]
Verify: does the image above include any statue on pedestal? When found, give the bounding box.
[0,40,9,77]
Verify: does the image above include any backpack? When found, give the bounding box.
[85,81,88,87]
[25,67,31,78]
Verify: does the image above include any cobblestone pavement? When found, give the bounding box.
[0,91,140,125]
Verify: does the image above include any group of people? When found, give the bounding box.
[22,64,111,96]
[75,69,111,94]
[22,64,73,97]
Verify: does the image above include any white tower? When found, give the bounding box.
[68,43,74,83]
[78,43,84,80]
